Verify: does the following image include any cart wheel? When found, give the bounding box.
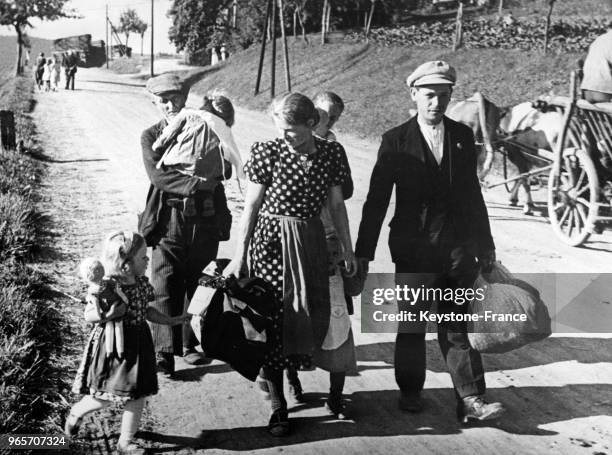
[548,147,599,246]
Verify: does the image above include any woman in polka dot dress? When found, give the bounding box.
[224,93,357,436]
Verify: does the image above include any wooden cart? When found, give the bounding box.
[483,73,612,247]
[545,88,612,246]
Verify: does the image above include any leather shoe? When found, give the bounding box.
[459,395,505,423]
[267,410,290,437]
[398,392,423,413]
[325,399,349,420]
[183,348,212,365]
[156,352,175,376]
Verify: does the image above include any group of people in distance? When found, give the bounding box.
[62,58,506,453]
[33,50,78,92]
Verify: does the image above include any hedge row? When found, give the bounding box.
[0,76,70,434]
[347,17,609,53]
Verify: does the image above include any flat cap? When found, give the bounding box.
[145,73,187,95]
[406,60,456,87]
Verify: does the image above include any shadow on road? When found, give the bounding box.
[31,156,110,164]
[86,79,147,88]
[138,383,612,452]
[355,337,612,373]
[171,363,234,382]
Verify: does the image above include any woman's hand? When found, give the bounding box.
[170,312,191,326]
[223,257,245,278]
[342,249,358,277]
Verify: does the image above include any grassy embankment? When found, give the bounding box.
[0,36,73,434]
[191,41,581,140]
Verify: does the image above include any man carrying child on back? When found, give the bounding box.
[140,74,242,375]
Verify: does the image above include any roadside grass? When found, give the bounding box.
[190,40,580,140]
[0,35,74,435]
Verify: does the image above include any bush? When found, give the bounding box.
[0,192,40,261]
[0,273,68,433]
[0,148,38,195]
[347,17,609,53]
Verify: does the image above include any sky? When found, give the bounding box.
[1,0,179,54]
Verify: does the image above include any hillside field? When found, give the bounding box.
[191,40,582,140]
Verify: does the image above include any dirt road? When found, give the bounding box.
[33,67,611,454]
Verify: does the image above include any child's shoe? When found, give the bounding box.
[117,440,146,454]
[288,383,305,403]
[63,412,82,437]
[267,409,290,437]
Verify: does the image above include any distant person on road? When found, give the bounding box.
[42,58,53,92]
[65,231,187,453]
[355,60,505,423]
[581,22,612,103]
[51,56,61,91]
[34,52,45,90]
[283,91,357,420]
[140,74,232,376]
[63,50,78,90]
[223,93,357,436]
[211,47,220,66]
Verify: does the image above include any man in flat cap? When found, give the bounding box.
[140,73,229,375]
[355,61,504,422]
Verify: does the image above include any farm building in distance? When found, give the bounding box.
[52,34,106,67]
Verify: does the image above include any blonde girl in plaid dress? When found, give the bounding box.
[65,231,187,454]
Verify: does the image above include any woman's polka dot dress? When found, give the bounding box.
[244,136,348,370]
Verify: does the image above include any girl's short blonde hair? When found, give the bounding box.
[102,231,146,277]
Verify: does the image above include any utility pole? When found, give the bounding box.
[278,0,291,92]
[255,0,271,95]
[270,0,277,98]
[150,0,154,77]
[105,4,109,68]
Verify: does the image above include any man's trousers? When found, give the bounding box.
[394,248,485,400]
[149,207,219,355]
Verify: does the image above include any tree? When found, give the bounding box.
[543,0,556,54]
[287,0,310,42]
[0,0,74,76]
[118,8,143,52]
[453,0,465,51]
[168,0,233,55]
[135,19,148,56]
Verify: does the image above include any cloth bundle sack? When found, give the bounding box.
[468,262,552,353]
[187,260,275,381]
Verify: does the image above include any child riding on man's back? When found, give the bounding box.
[153,94,245,184]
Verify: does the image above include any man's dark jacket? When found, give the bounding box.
[355,115,494,270]
[139,120,221,246]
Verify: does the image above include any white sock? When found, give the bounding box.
[117,397,145,447]
[70,395,110,420]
